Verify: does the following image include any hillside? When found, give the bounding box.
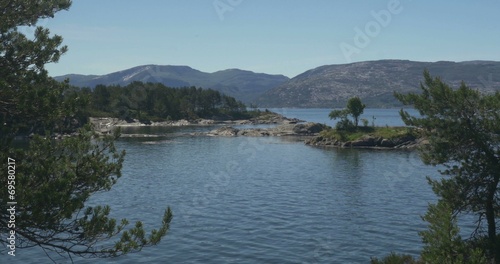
[54,65,289,104]
[255,60,500,108]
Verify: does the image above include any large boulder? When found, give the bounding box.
[350,136,378,147]
[379,138,395,148]
[292,122,327,135]
[392,135,417,146]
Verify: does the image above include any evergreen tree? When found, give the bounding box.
[420,200,487,263]
[0,0,172,261]
[395,70,500,262]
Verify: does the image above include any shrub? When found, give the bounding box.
[335,118,356,132]
[370,252,421,264]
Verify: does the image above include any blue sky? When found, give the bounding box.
[40,0,500,78]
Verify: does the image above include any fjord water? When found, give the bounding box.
[103,109,436,263]
[11,109,438,263]
[265,108,418,127]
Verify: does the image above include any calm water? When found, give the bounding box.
[265,108,419,127]
[9,109,442,263]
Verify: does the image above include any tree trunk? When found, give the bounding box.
[488,168,500,263]
[486,192,498,263]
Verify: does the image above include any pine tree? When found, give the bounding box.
[395,70,500,262]
[420,200,487,263]
[0,0,172,261]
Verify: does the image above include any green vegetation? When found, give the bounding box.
[0,0,171,261]
[77,81,258,122]
[370,252,421,264]
[323,96,417,143]
[322,72,499,263]
[419,200,487,263]
[329,96,366,129]
[373,70,500,263]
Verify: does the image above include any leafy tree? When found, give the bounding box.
[346,96,366,127]
[395,70,500,262]
[329,96,366,130]
[0,0,172,261]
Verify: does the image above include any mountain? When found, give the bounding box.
[255,60,500,108]
[54,65,289,103]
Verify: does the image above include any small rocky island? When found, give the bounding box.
[90,112,324,137]
[90,112,423,149]
[304,126,425,150]
[304,133,424,149]
[207,122,326,137]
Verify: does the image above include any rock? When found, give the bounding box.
[419,139,430,146]
[292,122,327,135]
[235,120,252,125]
[350,140,368,147]
[357,136,376,147]
[342,141,351,147]
[119,134,161,138]
[250,113,305,125]
[172,119,190,126]
[140,119,152,125]
[203,122,327,138]
[304,132,423,150]
[196,119,216,125]
[392,135,416,146]
[308,136,323,144]
[208,126,240,137]
[238,129,270,137]
[269,124,295,135]
[380,139,395,147]
[349,136,377,147]
[283,118,302,124]
[305,135,332,146]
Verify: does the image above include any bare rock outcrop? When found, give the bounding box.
[305,134,423,149]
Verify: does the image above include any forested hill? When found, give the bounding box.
[75,82,258,122]
[255,60,500,108]
[55,65,289,104]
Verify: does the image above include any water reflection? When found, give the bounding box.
[11,109,440,263]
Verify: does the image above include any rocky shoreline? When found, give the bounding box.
[89,113,303,135]
[206,123,327,137]
[305,134,426,149]
[89,115,425,150]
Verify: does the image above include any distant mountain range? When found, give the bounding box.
[54,65,289,103]
[55,60,500,108]
[256,60,500,108]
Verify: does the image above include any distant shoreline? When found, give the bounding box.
[89,113,304,135]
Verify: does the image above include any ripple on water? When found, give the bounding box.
[15,123,439,263]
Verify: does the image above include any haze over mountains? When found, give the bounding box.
[56,60,500,108]
[256,60,500,108]
[54,65,289,103]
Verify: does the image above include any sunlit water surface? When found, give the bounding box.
[8,109,462,263]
